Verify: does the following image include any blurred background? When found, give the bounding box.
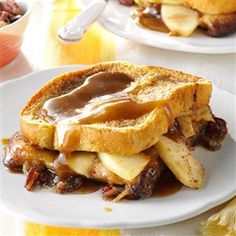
[1,0,235,95]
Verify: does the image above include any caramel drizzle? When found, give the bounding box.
[43,72,160,125]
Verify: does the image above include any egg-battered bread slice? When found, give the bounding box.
[20,61,212,155]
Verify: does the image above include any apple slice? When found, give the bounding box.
[155,136,205,189]
[161,4,199,36]
[66,152,97,178]
[98,152,151,181]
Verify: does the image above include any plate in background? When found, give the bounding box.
[97,1,236,54]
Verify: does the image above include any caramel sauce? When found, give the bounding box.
[73,180,102,194]
[138,13,169,33]
[165,127,185,143]
[1,138,10,145]
[103,207,112,212]
[44,72,132,123]
[153,171,182,197]
[165,132,183,143]
[53,153,75,178]
[43,71,161,125]
[135,7,169,33]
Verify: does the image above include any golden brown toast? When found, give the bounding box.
[183,0,236,15]
[136,0,236,14]
[20,62,212,155]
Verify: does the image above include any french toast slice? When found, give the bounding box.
[20,62,212,155]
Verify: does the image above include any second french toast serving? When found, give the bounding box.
[132,0,236,37]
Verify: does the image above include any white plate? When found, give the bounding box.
[1,65,236,228]
[97,1,236,54]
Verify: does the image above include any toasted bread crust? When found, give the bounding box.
[20,62,212,155]
[199,13,236,37]
[184,0,236,15]
[137,0,236,14]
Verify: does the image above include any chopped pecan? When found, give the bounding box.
[102,185,119,198]
[119,0,135,6]
[25,168,40,191]
[55,175,84,194]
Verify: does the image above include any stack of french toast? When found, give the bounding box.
[4,62,227,201]
[128,0,236,37]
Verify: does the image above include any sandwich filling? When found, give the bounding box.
[4,108,227,201]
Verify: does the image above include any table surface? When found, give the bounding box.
[0,1,235,236]
[1,1,236,95]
